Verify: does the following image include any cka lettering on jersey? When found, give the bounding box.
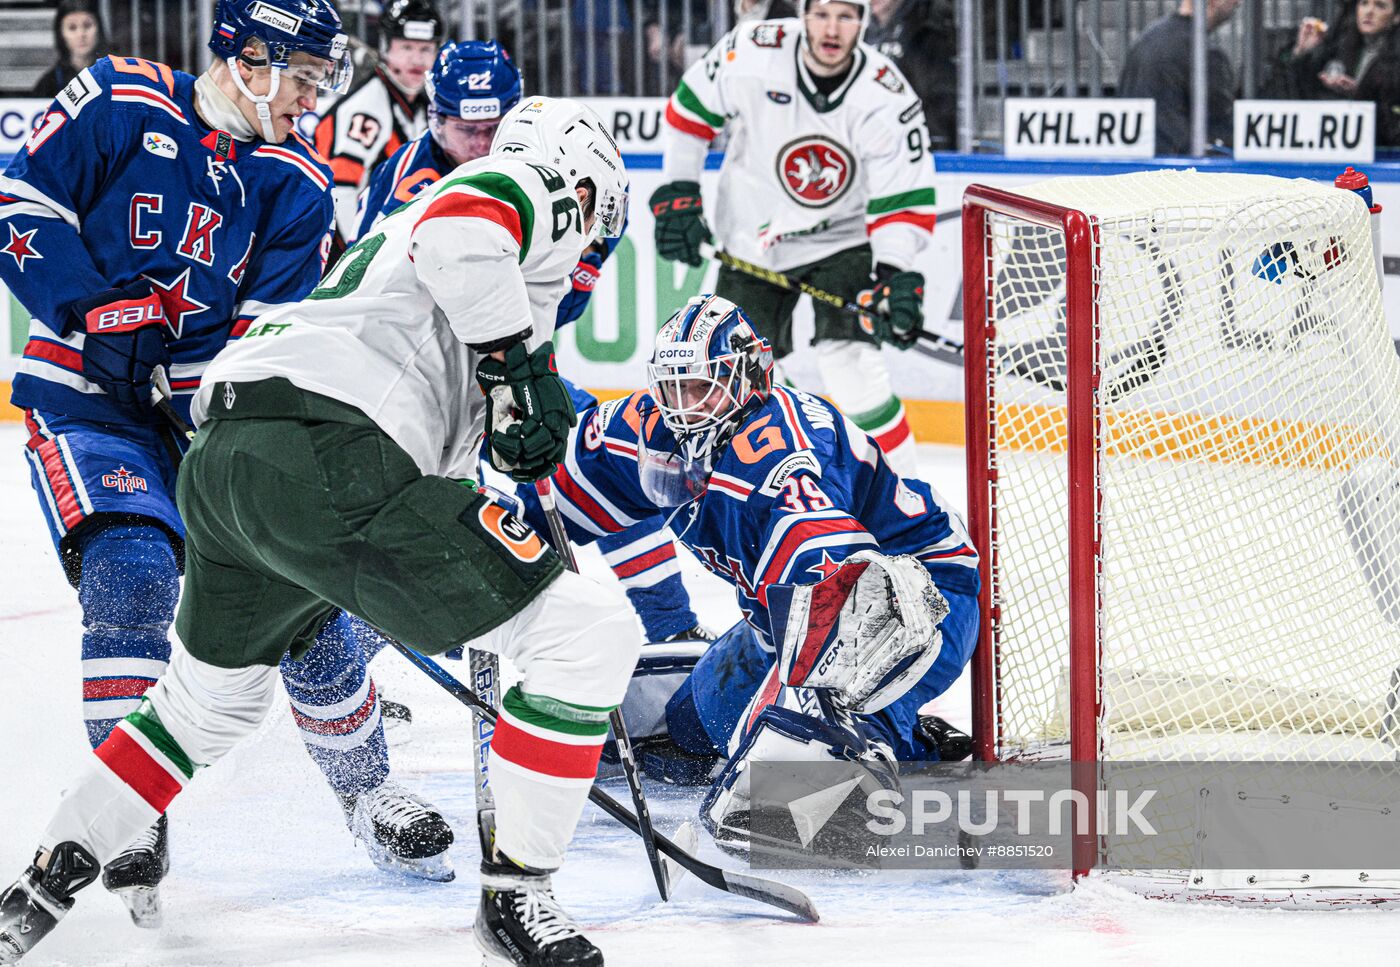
[101,466,148,494]
[693,545,757,598]
[776,136,855,208]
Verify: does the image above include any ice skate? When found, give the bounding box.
[474,855,602,967]
[341,781,455,881]
[0,843,100,963]
[101,815,168,928]
[380,697,414,744]
[656,624,715,644]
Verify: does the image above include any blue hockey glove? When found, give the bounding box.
[71,282,171,416]
[555,250,605,327]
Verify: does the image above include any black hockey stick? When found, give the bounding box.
[534,476,672,902]
[698,244,965,359]
[387,640,820,922]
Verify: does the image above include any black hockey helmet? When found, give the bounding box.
[379,0,446,46]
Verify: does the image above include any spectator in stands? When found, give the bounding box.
[32,0,106,98]
[1118,0,1241,156]
[1262,0,1400,147]
[866,0,957,149]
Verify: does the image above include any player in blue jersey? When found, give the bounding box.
[506,295,979,847]
[0,0,453,925]
[357,40,710,646]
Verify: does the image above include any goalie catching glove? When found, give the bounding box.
[767,549,949,713]
[858,264,925,350]
[475,340,577,482]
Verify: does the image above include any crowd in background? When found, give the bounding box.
[4,0,1399,154]
[1118,0,1400,152]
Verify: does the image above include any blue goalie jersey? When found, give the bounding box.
[1,56,334,426]
[518,385,980,646]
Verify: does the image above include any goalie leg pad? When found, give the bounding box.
[770,550,950,713]
[600,640,708,770]
[701,704,898,853]
[664,620,774,757]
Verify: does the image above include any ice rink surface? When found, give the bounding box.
[1,426,1396,966]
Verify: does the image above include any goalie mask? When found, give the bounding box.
[641,295,773,506]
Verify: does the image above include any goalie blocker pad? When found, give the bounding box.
[768,550,949,714]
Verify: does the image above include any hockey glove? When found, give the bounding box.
[649,180,711,267]
[476,341,578,483]
[556,250,605,327]
[71,281,171,416]
[858,265,925,350]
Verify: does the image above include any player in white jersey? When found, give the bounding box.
[0,98,632,967]
[651,0,935,474]
[314,0,444,244]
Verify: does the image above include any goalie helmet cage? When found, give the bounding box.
[963,170,1400,904]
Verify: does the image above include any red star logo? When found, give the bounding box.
[146,268,210,338]
[808,551,844,581]
[2,224,42,270]
[114,466,131,479]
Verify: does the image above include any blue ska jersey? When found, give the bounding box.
[0,56,335,425]
[531,385,980,646]
[354,130,448,241]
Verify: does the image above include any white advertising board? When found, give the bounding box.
[1004,98,1156,159]
[1233,100,1376,164]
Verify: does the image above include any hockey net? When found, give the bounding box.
[964,170,1400,901]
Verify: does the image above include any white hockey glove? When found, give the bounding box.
[768,550,949,714]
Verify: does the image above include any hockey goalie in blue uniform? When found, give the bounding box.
[509,294,979,848]
[0,0,455,926]
[357,39,710,646]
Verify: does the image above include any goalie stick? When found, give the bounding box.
[534,476,672,902]
[387,639,820,922]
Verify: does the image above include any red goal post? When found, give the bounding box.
[961,171,1400,898]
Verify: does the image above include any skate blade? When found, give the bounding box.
[112,885,162,929]
[365,846,455,883]
[661,821,699,890]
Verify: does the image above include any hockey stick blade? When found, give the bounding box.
[388,641,819,923]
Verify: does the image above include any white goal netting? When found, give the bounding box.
[972,170,1400,895]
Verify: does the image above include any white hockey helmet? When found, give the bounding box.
[490,97,629,241]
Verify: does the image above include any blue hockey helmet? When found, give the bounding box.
[210,0,352,140]
[425,40,522,122]
[650,294,773,442]
[637,296,771,506]
[210,0,352,90]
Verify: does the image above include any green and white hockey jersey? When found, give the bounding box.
[663,19,937,273]
[191,155,588,479]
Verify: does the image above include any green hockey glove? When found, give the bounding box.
[476,341,578,482]
[649,180,712,267]
[859,265,925,349]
